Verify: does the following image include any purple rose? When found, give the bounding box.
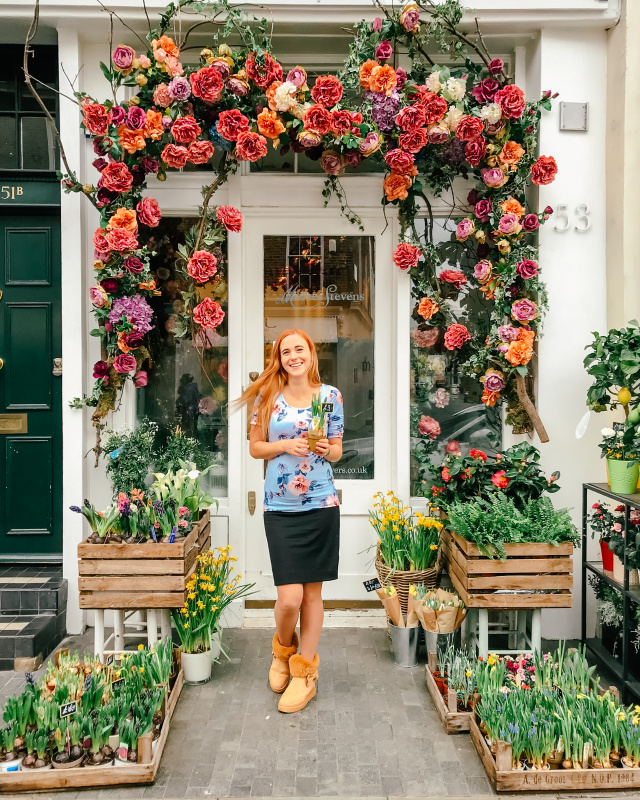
[112,45,135,71]
[474,260,492,283]
[113,353,137,374]
[110,105,126,126]
[474,198,492,222]
[511,298,538,322]
[483,369,505,393]
[93,360,109,379]
[168,76,191,101]
[472,78,499,104]
[211,60,230,80]
[93,138,107,156]
[96,187,115,208]
[100,277,118,293]
[92,158,108,172]
[488,58,505,75]
[122,256,144,274]
[441,138,465,164]
[125,331,145,348]
[227,77,249,96]
[286,66,307,88]
[427,125,449,144]
[522,213,540,232]
[126,106,147,130]
[516,259,538,279]
[345,151,363,168]
[130,165,145,186]
[498,325,519,342]
[401,8,420,32]
[395,67,407,91]
[373,17,383,32]
[140,156,160,174]
[375,41,393,61]
[456,218,474,241]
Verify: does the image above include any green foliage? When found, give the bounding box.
[154,429,212,474]
[103,419,158,498]
[584,321,640,412]
[446,493,579,560]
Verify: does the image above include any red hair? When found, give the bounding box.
[236,329,321,435]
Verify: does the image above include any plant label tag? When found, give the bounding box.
[60,701,77,718]
[84,674,92,691]
[613,422,625,432]
[321,402,334,413]
[119,744,128,760]
[111,677,125,691]
[363,577,382,592]
[106,654,114,666]
[109,447,121,460]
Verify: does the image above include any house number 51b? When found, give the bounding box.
[554,203,591,233]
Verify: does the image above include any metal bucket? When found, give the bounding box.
[389,622,420,667]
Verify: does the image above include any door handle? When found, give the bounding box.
[52,358,62,377]
[0,357,3,370]
[248,491,256,515]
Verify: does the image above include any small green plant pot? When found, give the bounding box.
[607,458,640,495]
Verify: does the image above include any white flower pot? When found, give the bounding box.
[0,757,23,772]
[181,650,213,684]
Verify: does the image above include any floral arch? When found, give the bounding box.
[34,0,557,448]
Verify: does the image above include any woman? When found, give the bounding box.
[238,329,343,713]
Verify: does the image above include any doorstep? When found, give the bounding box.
[243,607,387,628]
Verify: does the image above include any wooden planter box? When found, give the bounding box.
[78,510,211,609]
[425,652,473,734]
[441,529,573,609]
[0,669,183,792]
[469,714,640,792]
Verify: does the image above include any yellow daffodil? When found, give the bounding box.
[138,644,144,650]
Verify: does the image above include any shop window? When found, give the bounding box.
[264,234,374,479]
[137,217,229,497]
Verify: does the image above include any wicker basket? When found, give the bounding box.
[375,545,444,615]
[612,554,640,587]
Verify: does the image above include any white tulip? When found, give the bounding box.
[188,470,200,480]
[601,428,615,437]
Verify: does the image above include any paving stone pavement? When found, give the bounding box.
[0,627,637,799]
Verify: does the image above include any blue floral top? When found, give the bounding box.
[251,385,344,512]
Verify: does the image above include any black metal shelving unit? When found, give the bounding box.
[582,482,640,702]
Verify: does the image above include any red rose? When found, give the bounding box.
[530,155,558,186]
[384,148,414,174]
[331,109,352,135]
[455,115,485,141]
[171,116,201,144]
[136,197,161,227]
[441,467,451,483]
[440,270,467,290]
[113,353,138,374]
[105,228,138,252]
[392,242,421,270]
[161,143,189,168]
[491,470,510,489]
[188,140,215,164]
[398,128,428,153]
[465,136,486,167]
[469,448,487,461]
[189,66,224,103]
[216,205,243,232]
[101,162,133,194]
[123,256,144,274]
[444,323,471,350]
[395,104,427,133]
[93,360,109,379]
[420,93,448,125]
[216,109,250,141]
[310,75,343,108]
[494,84,526,119]
[245,52,282,89]
[193,297,225,329]
[83,103,111,136]
[235,131,268,162]
[187,250,218,284]
[302,104,332,136]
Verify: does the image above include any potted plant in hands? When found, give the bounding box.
[599,425,640,495]
[307,394,327,453]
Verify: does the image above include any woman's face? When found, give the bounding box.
[280,334,311,379]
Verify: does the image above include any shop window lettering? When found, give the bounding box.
[553,203,592,232]
[274,284,365,308]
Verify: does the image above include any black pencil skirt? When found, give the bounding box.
[263,506,340,586]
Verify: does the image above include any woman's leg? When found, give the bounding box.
[274,583,304,646]
[299,582,324,661]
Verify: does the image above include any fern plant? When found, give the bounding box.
[446,493,579,560]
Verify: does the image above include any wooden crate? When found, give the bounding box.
[425,652,473,734]
[441,529,573,609]
[78,510,210,609]
[469,715,640,792]
[0,669,183,792]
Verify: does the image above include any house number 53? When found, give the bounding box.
[554,203,591,233]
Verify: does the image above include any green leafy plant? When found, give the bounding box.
[103,419,158,498]
[154,428,213,474]
[584,321,640,414]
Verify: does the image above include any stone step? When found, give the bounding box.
[0,611,66,671]
[0,565,67,615]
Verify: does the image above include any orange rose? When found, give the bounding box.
[144,110,165,141]
[418,297,439,319]
[138,279,157,291]
[518,327,535,346]
[369,65,397,96]
[358,59,378,90]
[383,171,412,201]
[156,35,179,58]
[498,140,524,166]
[504,339,534,366]
[118,125,146,155]
[500,197,525,218]
[107,207,137,233]
[481,389,500,407]
[257,109,285,139]
[117,332,132,353]
[265,81,282,111]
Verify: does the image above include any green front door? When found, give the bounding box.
[0,210,62,558]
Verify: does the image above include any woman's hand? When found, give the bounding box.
[314,439,330,457]
[281,437,311,457]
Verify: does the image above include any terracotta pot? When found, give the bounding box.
[433,671,447,695]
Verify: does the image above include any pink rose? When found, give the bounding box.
[495,84,526,119]
[482,369,505,393]
[136,197,161,227]
[112,45,135,71]
[134,370,148,387]
[427,126,449,145]
[434,388,450,409]
[287,475,311,496]
[497,325,519,342]
[511,298,538,322]
[445,440,460,454]
[359,131,382,156]
[444,323,471,350]
[472,78,499,104]
[286,66,308,88]
[465,137,486,167]
[89,284,109,308]
[373,17,383,32]
[193,297,225,328]
[474,199,492,221]
[516,259,538,279]
[613,522,622,533]
[375,41,393,61]
[522,213,540,232]
[488,58,504,75]
[412,327,439,348]
[474,260,492,283]
[498,212,521,235]
[110,106,126,126]
[481,167,507,188]
[401,6,420,32]
[126,106,147,131]
[113,354,137,374]
[320,150,345,176]
[456,218,475,242]
[418,415,440,439]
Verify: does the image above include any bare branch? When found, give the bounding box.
[95,0,148,48]
[142,0,151,32]
[515,372,549,443]
[24,72,81,106]
[60,61,84,94]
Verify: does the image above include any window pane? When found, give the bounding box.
[0,117,18,168]
[0,78,15,112]
[21,116,56,170]
[264,235,374,479]
[20,48,57,113]
[138,217,229,497]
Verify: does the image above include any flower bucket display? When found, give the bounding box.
[388,622,419,668]
[607,459,640,495]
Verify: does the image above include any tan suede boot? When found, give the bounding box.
[277,653,319,713]
[268,632,299,693]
